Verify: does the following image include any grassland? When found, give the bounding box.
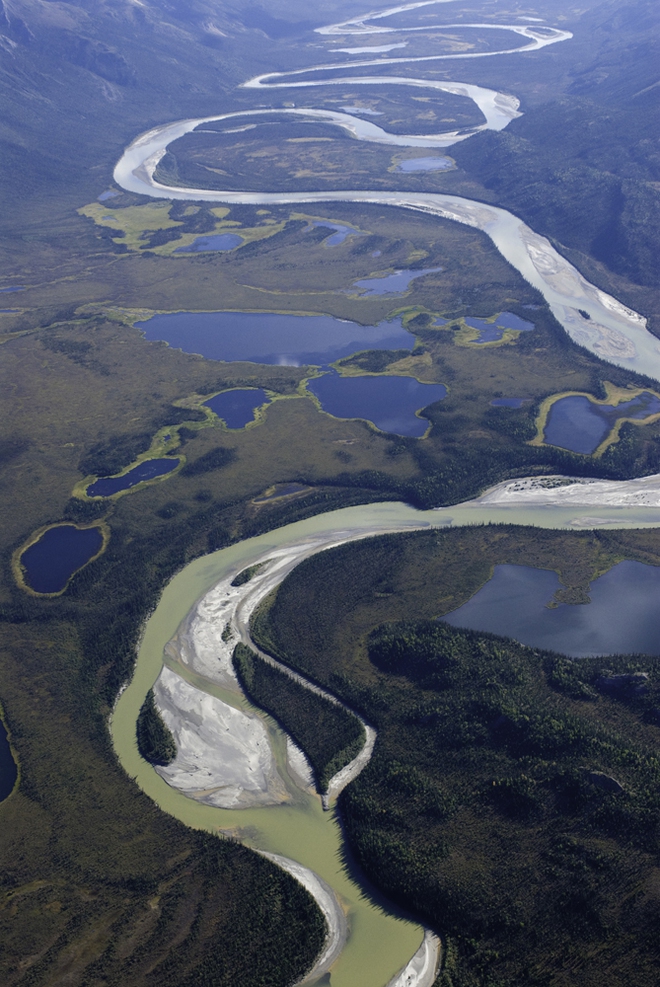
[251,524,660,985]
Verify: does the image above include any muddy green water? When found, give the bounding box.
[111,499,660,985]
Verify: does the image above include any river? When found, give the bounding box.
[109,4,658,983]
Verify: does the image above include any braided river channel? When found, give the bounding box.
[111,4,660,984]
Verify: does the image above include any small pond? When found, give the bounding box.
[307,371,446,437]
[20,524,104,594]
[396,157,453,172]
[0,719,17,803]
[309,221,362,245]
[137,311,415,366]
[544,391,660,455]
[443,560,660,657]
[87,458,180,497]
[204,388,270,428]
[0,286,24,293]
[464,311,535,343]
[348,268,442,296]
[175,233,243,253]
[98,190,119,201]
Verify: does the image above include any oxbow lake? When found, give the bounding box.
[307,371,446,436]
[20,525,104,594]
[87,458,180,497]
[443,561,660,657]
[544,392,660,455]
[137,311,415,366]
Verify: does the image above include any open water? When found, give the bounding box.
[443,560,660,656]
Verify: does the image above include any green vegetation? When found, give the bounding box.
[1,0,659,979]
[252,524,660,985]
[233,643,364,791]
[230,562,265,587]
[335,348,414,374]
[136,688,177,766]
[179,446,237,477]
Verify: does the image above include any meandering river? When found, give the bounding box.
[110,4,660,983]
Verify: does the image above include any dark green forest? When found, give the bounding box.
[233,643,365,791]
[136,688,177,766]
[253,524,660,985]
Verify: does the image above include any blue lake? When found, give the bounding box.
[0,286,24,293]
[465,311,535,343]
[397,156,453,172]
[137,311,415,366]
[0,719,17,804]
[175,233,243,253]
[443,561,660,657]
[98,189,119,201]
[544,391,660,455]
[204,388,270,428]
[307,371,446,436]
[348,268,443,296]
[87,458,180,497]
[491,398,526,408]
[21,525,104,594]
[310,221,362,245]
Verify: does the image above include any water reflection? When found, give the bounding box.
[137,311,414,366]
[443,560,660,656]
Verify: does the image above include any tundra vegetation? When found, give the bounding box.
[0,0,658,983]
